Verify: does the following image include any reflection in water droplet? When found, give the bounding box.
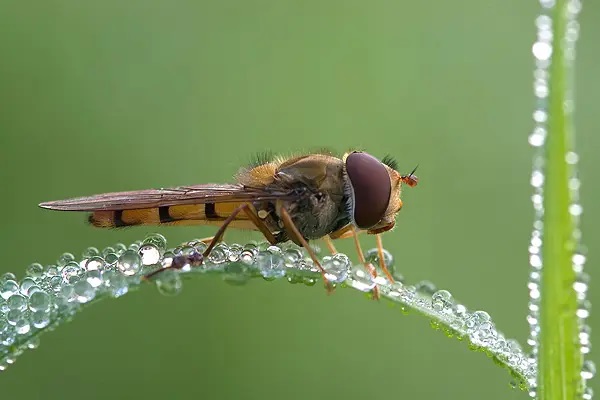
[208,243,230,264]
[156,270,182,296]
[256,250,286,279]
[74,281,95,303]
[143,233,167,253]
[0,280,19,300]
[28,291,51,312]
[322,254,349,284]
[117,250,142,276]
[581,360,596,380]
[26,263,44,279]
[432,290,454,313]
[349,264,375,292]
[104,271,128,298]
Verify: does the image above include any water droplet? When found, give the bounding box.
[1,280,19,300]
[61,262,83,284]
[104,252,119,266]
[155,270,182,296]
[319,254,347,283]
[143,233,167,252]
[19,278,37,296]
[531,42,552,61]
[6,309,22,325]
[349,264,376,292]
[104,271,129,298]
[223,262,251,286]
[256,250,286,279]
[364,247,394,269]
[28,291,51,312]
[60,285,75,302]
[432,290,454,313]
[15,318,30,335]
[139,244,161,266]
[114,243,127,254]
[26,263,44,279]
[26,336,40,349]
[45,265,59,277]
[581,360,596,380]
[7,294,27,311]
[86,270,103,288]
[117,250,142,276]
[57,252,75,267]
[30,309,50,329]
[85,257,105,271]
[283,248,303,266]
[101,246,115,257]
[239,250,256,265]
[74,280,95,303]
[82,247,100,259]
[207,243,230,264]
[415,281,437,295]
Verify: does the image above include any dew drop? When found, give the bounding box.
[207,243,230,264]
[415,281,437,295]
[61,262,83,284]
[104,271,129,298]
[581,360,596,380]
[19,278,37,296]
[139,244,161,266]
[57,252,75,267]
[86,270,103,288]
[155,270,183,296]
[7,294,27,312]
[28,291,51,312]
[26,336,40,349]
[349,264,376,292]
[223,262,251,286]
[104,252,119,266]
[15,318,30,335]
[82,247,100,259]
[256,250,286,279]
[142,233,167,253]
[85,257,105,272]
[6,309,22,325]
[1,280,19,300]
[322,254,350,283]
[26,263,44,279]
[432,290,454,313]
[117,250,142,276]
[239,250,256,265]
[74,280,95,303]
[114,243,127,254]
[533,44,552,61]
[31,310,50,328]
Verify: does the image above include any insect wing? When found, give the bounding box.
[39,184,294,211]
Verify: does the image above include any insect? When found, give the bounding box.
[39,151,418,296]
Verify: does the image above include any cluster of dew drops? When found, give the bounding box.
[0,234,534,388]
[529,0,594,398]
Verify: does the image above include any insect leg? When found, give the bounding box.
[323,236,337,254]
[241,207,278,245]
[350,226,380,300]
[143,204,250,280]
[278,206,334,293]
[202,203,250,257]
[376,233,394,283]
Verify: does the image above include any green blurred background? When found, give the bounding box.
[0,1,598,399]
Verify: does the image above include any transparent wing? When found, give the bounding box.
[39,184,295,211]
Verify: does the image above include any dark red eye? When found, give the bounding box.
[345,152,391,229]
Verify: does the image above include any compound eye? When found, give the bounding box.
[345,152,392,229]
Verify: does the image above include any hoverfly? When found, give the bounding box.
[39,151,418,296]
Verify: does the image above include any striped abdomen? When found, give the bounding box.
[89,202,256,229]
